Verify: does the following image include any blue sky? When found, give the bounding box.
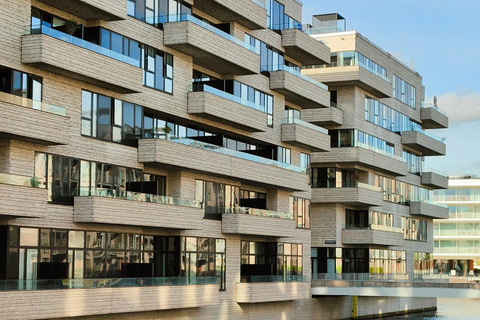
[301,0,480,175]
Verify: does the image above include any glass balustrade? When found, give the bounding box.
[261,64,329,90]
[248,275,307,283]
[0,173,45,189]
[422,103,448,116]
[282,117,328,134]
[0,91,66,116]
[221,206,293,220]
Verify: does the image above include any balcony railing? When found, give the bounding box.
[356,182,382,192]
[394,125,446,143]
[422,103,448,116]
[145,134,307,173]
[0,173,45,188]
[250,0,265,8]
[79,187,202,208]
[355,141,406,162]
[222,206,293,220]
[0,277,218,291]
[422,167,448,177]
[28,25,140,67]
[358,61,391,83]
[160,14,259,53]
[0,91,66,116]
[410,199,448,208]
[192,83,266,113]
[244,275,307,283]
[282,117,328,134]
[344,224,404,234]
[261,64,328,90]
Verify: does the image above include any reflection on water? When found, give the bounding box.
[382,298,480,319]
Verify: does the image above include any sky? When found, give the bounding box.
[301,0,480,176]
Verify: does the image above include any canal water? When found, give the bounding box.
[383,298,480,319]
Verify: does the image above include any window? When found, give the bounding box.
[195,180,239,219]
[127,0,192,25]
[290,197,310,229]
[393,75,416,108]
[265,0,300,30]
[345,210,369,229]
[0,67,42,102]
[402,149,424,174]
[142,46,173,93]
[376,174,433,205]
[365,95,421,132]
[402,217,427,241]
[277,147,291,164]
[311,168,356,189]
[300,153,311,170]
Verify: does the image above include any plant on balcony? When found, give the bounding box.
[61,19,81,35]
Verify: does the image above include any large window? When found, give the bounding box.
[393,75,416,108]
[329,129,395,156]
[265,0,301,30]
[403,149,424,174]
[143,46,173,93]
[127,0,192,25]
[290,197,310,229]
[402,217,427,241]
[414,252,433,278]
[195,180,239,219]
[375,174,433,204]
[0,67,42,102]
[365,95,421,132]
[311,167,356,188]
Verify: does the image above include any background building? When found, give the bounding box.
[434,173,480,277]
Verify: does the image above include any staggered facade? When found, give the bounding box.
[0,2,448,319]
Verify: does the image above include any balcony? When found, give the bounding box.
[302,64,392,98]
[0,277,219,320]
[266,65,330,108]
[342,225,404,246]
[221,207,296,237]
[421,103,449,129]
[35,0,127,21]
[401,128,446,156]
[0,174,48,218]
[163,14,259,75]
[311,183,384,206]
[236,276,310,303]
[281,28,330,66]
[188,84,268,132]
[409,200,449,219]
[302,104,344,126]
[74,188,203,229]
[281,118,330,152]
[22,26,143,94]
[421,169,449,189]
[193,0,267,30]
[0,92,69,145]
[138,137,309,191]
[311,144,408,177]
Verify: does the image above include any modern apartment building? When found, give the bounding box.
[302,12,449,292]
[0,1,448,320]
[434,175,480,277]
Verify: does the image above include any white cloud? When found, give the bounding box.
[426,91,480,125]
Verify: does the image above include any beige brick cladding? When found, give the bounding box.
[222,213,297,237]
[401,131,446,156]
[187,91,268,132]
[74,196,204,229]
[281,28,331,65]
[21,34,144,94]
[193,0,267,30]
[421,172,449,189]
[409,202,449,219]
[0,184,48,218]
[302,107,344,127]
[311,188,384,207]
[421,107,449,129]
[341,228,404,246]
[236,281,311,303]
[281,123,331,152]
[34,0,128,21]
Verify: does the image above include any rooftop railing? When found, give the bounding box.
[422,103,448,116]
[191,83,266,113]
[261,64,329,90]
[0,173,45,189]
[28,25,140,67]
[78,187,202,208]
[0,91,66,116]
[160,14,259,53]
[0,276,218,291]
[222,206,293,220]
[282,117,328,134]
[144,134,307,174]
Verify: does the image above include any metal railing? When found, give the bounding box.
[261,64,329,90]
[282,117,328,134]
[28,25,140,67]
[160,14,259,53]
[78,187,202,208]
[0,173,45,189]
[0,91,66,116]
[0,276,219,291]
[144,134,307,174]
[222,206,293,220]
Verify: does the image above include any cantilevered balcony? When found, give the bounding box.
[0,277,219,320]
[236,276,310,303]
[421,169,449,189]
[35,0,127,21]
[421,103,449,129]
[281,28,330,66]
[311,183,384,206]
[281,117,330,152]
[138,137,308,191]
[221,207,296,237]
[311,144,408,177]
[409,200,449,219]
[193,0,267,30]
[341,225,404,246]
[22,26,143,94]
[301,103,344,126]
[0,174,48,218]
[163,14,259,75]
[74,188,203,229]
[266,65,330,108]
[188,84,268,132]
[400,127,446,156]
[0,92,69,145]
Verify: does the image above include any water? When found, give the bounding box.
[383,298,480,319]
